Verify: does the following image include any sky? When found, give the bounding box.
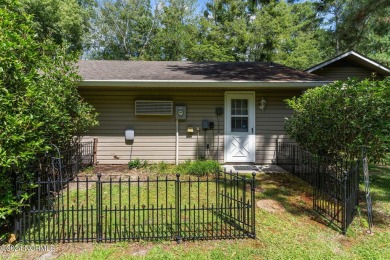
[150,0,209,14]
[150,0,315,14]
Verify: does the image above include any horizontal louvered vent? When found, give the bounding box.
[135,100,173,115]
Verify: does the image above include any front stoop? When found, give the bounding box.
[223,164,288,174]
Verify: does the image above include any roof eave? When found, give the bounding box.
[78,80,331,88]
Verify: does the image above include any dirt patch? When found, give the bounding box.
[0,243,95,260]
[256,199,286,213]
[78,165,158,179]
[300,193,312,205]
[132,248,150,256]
[93,164,130,174]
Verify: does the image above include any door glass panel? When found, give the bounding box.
[231,117,248,132]
[231,99,248,115]
[231,99,249,132]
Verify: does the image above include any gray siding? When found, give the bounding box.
[312,60,385,81]
[254,91,298,163]
[80,89,299,165]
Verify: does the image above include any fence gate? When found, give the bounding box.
[312,160,359,234]
[276,140,360,234]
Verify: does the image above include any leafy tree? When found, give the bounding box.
[187,16,236,61]
[197,0,251,61]
[20,0,94,52]
[191,0,325,68]
[315,0,390,65]
[0,0,98,236]
[249,1,325,68]
[84,0,388,68]
[28,0,386,67]
[147,0,199,61]
[285,78,390,163]
[88,0,155,60]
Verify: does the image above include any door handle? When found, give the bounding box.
[252,128,253,134]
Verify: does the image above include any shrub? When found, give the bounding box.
[0,1,98,236]
[175,160,192,174]
[285,78,389,162]
[128,158,142,169]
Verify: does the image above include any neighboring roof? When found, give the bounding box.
[306,50,390,76]
[78,61,329,88]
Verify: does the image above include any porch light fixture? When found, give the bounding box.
[259,97,266,110]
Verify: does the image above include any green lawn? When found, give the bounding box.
[3,165,390,260]
[19,173,253,243]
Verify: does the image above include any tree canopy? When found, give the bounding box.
[16,0,388,68]
[73,0,390,68]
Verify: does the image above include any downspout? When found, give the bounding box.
[196,127,199,160]
[176,119,179,165]
[216,115,220,163]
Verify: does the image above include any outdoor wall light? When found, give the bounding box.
[259,97,266,110]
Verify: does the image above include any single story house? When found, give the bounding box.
[77,52,389,165]
[77,61,329,165]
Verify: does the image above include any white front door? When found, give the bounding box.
[224,92,256,163]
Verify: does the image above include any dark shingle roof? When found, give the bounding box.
[78,61,326,82]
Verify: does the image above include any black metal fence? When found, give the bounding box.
[275,141,359,234]
[15,142,94,202]
[15,169,256,243]
[44,142,94,182]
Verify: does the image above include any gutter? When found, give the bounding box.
[78,80,331,88]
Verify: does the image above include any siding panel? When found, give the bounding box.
[311,60,385,81]
[81,89,299,165]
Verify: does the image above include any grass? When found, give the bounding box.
[3,165,390,259]
[18,173,251,243]
[365,165,390,228]
[128,159,222,176]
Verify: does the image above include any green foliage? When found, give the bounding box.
[194,0,250,61]
[285,78,390,162]
[147,0,198,61]
[177,160,221,176]
[249,1,325,68]
[179,0,326,68]
[128,158,153,170]
[128,159,221,176]
[85,0,326,68]
[315,0,390,65]
[0,0,98,235]
[128,158,143,169]
[156,161,169,173]
[175,159,192,173]
[88,0,155,60]
[18,0,388,67]
[20,0,94,52]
